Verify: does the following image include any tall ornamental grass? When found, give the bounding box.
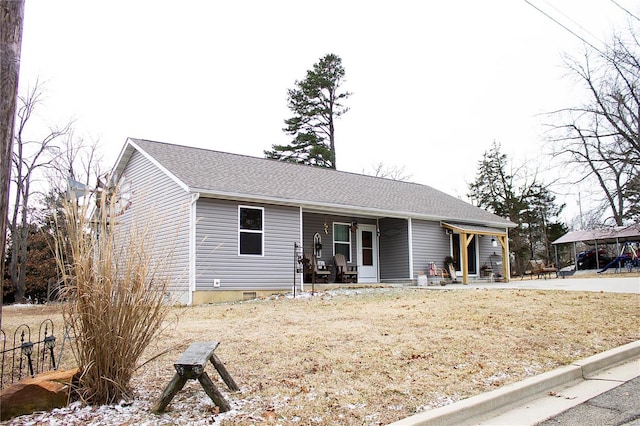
[54,185,171,405]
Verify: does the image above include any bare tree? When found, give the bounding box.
[364,162,412,181]
[9,80,70,302]
[547,25,640,226]
[47,129,104,194]
[1,0,25,319]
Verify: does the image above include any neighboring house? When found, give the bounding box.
[111,138,515,305]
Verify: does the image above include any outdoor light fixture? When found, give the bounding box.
[44,335,56,350]
[21,341,33,357]
[491,237,498,247]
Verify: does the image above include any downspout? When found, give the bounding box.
[376,218,380,282]
[299,206,304,292]
[188,192,200,305]
[407,218,414,281]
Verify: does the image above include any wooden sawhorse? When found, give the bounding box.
[152,341,239,413]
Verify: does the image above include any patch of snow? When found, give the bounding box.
[345,402,366,410]
[484,372,509,385]
[386,405,404,411]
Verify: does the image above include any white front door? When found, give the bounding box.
[357,224,378,283]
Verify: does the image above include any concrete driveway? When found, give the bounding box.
[434,275,640,294]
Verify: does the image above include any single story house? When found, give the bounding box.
[111,138,515,304]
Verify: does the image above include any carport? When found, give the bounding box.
[551,224,640,270]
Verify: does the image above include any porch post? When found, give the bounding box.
[499,235,509,282]
[461,232,473,284]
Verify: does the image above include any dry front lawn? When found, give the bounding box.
[2,287,639,425]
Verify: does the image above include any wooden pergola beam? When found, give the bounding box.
[441,223,511,284]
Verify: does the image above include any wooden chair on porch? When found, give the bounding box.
[303,254,331,283]
[334,253,358,283]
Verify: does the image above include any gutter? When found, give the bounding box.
[188,187,515,229]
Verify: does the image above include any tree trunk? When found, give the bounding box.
[0,0,25,319]
[17,203,29,302]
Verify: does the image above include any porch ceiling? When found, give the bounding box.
[441,222,508,236]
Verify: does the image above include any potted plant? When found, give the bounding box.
[444,256,456,283]
[480,263,491,277]
[444,256,455,270]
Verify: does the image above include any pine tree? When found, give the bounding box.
[468,142,566,272]
[265,54,351,169]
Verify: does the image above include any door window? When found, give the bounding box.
[333,223,351,262]
[451,233,477,274]
[361,230,373,266]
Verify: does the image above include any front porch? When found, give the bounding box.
[300,212,511,287]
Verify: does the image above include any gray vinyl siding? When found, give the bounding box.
[301,213,335,266]
[116,150,191,301]
[411,220,451,278]
[378,218,410,280]
[301,213,373,280]
[478,234,504,268]
[195,198,300,290]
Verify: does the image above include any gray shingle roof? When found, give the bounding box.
[123,138,513,228]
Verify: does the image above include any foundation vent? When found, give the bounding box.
[243,292,257,301]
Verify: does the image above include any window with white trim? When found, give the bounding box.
[333,223,351,262]
[239,206,263,255]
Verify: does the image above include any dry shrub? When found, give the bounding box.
[53,185,171,405]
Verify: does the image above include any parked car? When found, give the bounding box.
[577,249,612,270]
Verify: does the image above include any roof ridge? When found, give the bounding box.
[130,137,439,188]
[125,137,513,227]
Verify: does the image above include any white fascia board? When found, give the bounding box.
[124,138,190,193]
[191,187,514,228]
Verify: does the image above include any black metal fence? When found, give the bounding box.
[1,319,58,389]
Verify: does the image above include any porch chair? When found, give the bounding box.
[334,253,358,283]
[303,254,331,283]
[521,259,556,280]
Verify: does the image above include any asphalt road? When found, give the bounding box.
[537,375,640,426]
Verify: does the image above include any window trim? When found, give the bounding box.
[238,205,264,256]
[333,222,352,263]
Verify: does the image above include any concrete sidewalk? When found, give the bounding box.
[388,340,640,426]
[476,357,639,425]
[419,275,640,294]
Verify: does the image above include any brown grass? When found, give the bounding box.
[2,286,639,425]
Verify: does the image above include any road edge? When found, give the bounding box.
[388,340,640,426]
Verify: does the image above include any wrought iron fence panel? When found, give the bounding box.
[1,319,59,389]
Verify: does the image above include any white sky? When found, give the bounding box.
[17,0,639,224]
